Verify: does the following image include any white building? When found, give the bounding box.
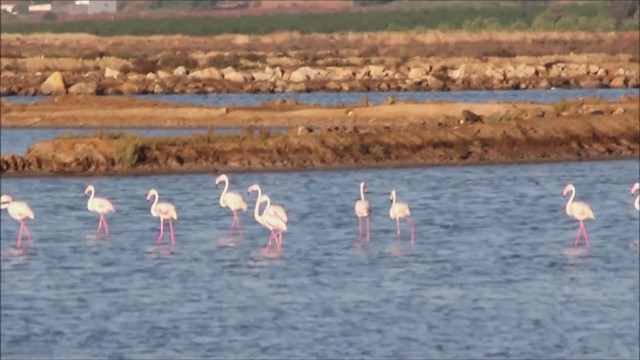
[88,0,116,14]
[1,3,17,14]
[28,3,53,12]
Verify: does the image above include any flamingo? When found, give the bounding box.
[632,182,639,211]
[563,184,595,248]
[355,181,371,242]
[146,189,178,245]
[389,190,415,245]
[1,195,35,248]
[247,184,288,222]
[215,174,247,238]
[248,187,287,252]
[84,185,115,235]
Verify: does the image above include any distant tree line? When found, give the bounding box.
[1,1,637,35]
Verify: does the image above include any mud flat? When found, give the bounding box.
[1,96,638,177]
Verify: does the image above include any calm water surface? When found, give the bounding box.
[4,88,639,106]
[1,160,639,359]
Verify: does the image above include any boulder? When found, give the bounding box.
[173,66,187,77]
[588,64,600,74]
[596,68,608,77]
[221,66,237,76]
[290,66,322,82]
[329,67,355,81]
[252,71,273,81]
[408,67,427,80]
[485,68,504,82]
[426,76,445,90]
[286,82,307,92]
[367,65,387,79]
[610,76,626,88]
[40,71,67,95]
[189,67,222,80]
[325,80,342,91]
[118,82,140,95]
[104,67,120,80]
[515,64,536,78]
[68,82,97,95]
[157,70,172,79]
[448,67,465,80]
[224,71,247,83]
[612,107,625,115]
[146,72,157,81]
[153,84,164,94]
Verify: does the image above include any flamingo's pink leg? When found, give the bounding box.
[277,231,283,251]
[102,216,110,236]
[396,218,401,240]
[157,218,164,244]
[264,232,274,252]
[574,222,584,247]
[358,217,362,242]
[22,222,33,248]
[407,216,415,246]
[581,221,589,248]
[96,216,103,233]
[366,216,371,242]
[234,211,243,239]
[169,219,175,245]
[16,221,24,249]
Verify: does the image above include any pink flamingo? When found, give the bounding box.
[248,188,287,252]
[355,181,371,242]
[389,190,415,245]
[146,189,178,245]
[215,174,247,238]
[563,184,595,248]
[1,195,35,248]
[632,182,639,211]
[84,185,115,235]
[247,184,288,223]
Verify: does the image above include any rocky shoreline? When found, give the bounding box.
[2,96,638,177]
[1,32,638,96]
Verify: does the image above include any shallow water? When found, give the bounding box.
[3,88,639,106]
[1,160,639,359]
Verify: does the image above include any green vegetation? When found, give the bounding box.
[1,1,638,35]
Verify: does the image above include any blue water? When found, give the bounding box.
[3,88,639,106]
[1,160,639,359]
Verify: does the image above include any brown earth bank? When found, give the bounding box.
[2,93,639,129]
[1,32,639,96]
[1,97,638,177]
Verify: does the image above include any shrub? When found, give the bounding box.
[157,51,198,70]
[114,141,142,167]
[131,58,158,74]
[206,54,241,69]
[42,11,58,22]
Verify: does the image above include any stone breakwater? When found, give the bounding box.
[2,55,638,96]
[2,97,638,176]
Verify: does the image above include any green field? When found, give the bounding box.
[1,1,638,35]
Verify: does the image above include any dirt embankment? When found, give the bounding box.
[2,97,638,177]
[1,32,638,96]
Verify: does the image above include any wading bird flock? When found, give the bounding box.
[2,177,639,254]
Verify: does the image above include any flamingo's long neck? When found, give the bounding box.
[87,187,95,205]
[360,183,365,201]
[635,194,639,211]
[253,187,263,224]
[220,179,229,207]
[150,193,159,216]
[391,191,396,205]
[565,188,575,215]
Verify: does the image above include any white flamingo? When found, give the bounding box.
[84,185,115,235]
[1,195,35,248]
[247,184,288,222]
[563,184,595,248]
[355,181,371,242]
[389,189,415,245]
[632,182,639,211]
[215,174,247,238]
[248,187,287,252]
[146,189,178,245]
